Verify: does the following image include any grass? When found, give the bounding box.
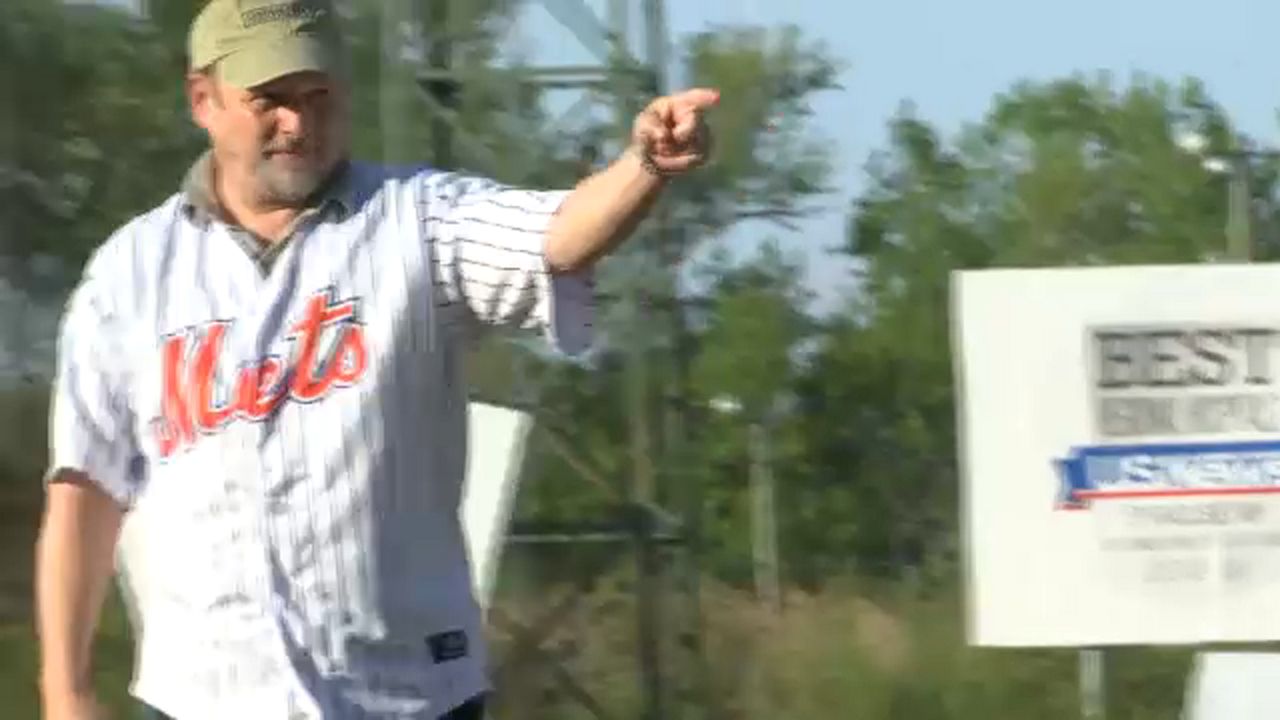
[483,570,1197,720]
[0,481,1200,720]
[0,381,1202,718]
[0,384,140,718]
[0,557,1205,720]
[0,591,138,720]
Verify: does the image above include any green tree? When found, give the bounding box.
[508,24,842,557]
[685,240,814,584]
[690,240,812,418]
[0,0,203,284]
[796,74,1270,585]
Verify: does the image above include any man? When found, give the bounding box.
[33,1,716,718]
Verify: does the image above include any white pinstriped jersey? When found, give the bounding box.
[45,155,595,719]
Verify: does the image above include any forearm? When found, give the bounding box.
[544,147,666,273]
[35,475,124,701]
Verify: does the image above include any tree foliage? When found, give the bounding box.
[1,4,1269,717]
[0,0,203,284]
[507,25,841,557]
[680,25,840,235]
[796,74,1280,584]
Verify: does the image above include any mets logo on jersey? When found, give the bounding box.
[151,288,369,458]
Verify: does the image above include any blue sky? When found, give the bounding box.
[512,0,1280,313]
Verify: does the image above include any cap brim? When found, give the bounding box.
[217,34,341,89]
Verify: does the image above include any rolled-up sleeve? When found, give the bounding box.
[421,172,596,356]
[46,267,142,507]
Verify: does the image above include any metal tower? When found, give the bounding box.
[411,1,707,719]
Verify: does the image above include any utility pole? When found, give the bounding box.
[425,0,455,169]
[609,0,630,49]
[1226,152,1255,262]
[1176,128,1272,263]
[379,0,411,165]
[667,234,712,719]
[627,329,665,720]
[632,3,671,717]
[747,420,781,613]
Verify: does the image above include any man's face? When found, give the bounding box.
[190,69,350,208]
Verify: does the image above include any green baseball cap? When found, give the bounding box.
[188,0,346,89]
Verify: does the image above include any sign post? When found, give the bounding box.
[1079,648,1105,719]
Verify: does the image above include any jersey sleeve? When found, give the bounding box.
[45,261,142,507]
[420,172,596,356]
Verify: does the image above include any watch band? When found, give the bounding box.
[634,144,675,179]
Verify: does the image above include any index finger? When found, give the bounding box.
[674,87,721,110]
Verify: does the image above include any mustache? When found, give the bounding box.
[263,137,311,154]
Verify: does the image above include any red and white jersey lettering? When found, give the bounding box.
[45,161,595,719]
[152,289,370,458]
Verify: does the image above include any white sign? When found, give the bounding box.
[459,402,534,609]
[954,264,1280,647]
[1185,652,1280,719]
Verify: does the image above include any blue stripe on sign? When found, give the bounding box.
[1054,440,1280,509]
